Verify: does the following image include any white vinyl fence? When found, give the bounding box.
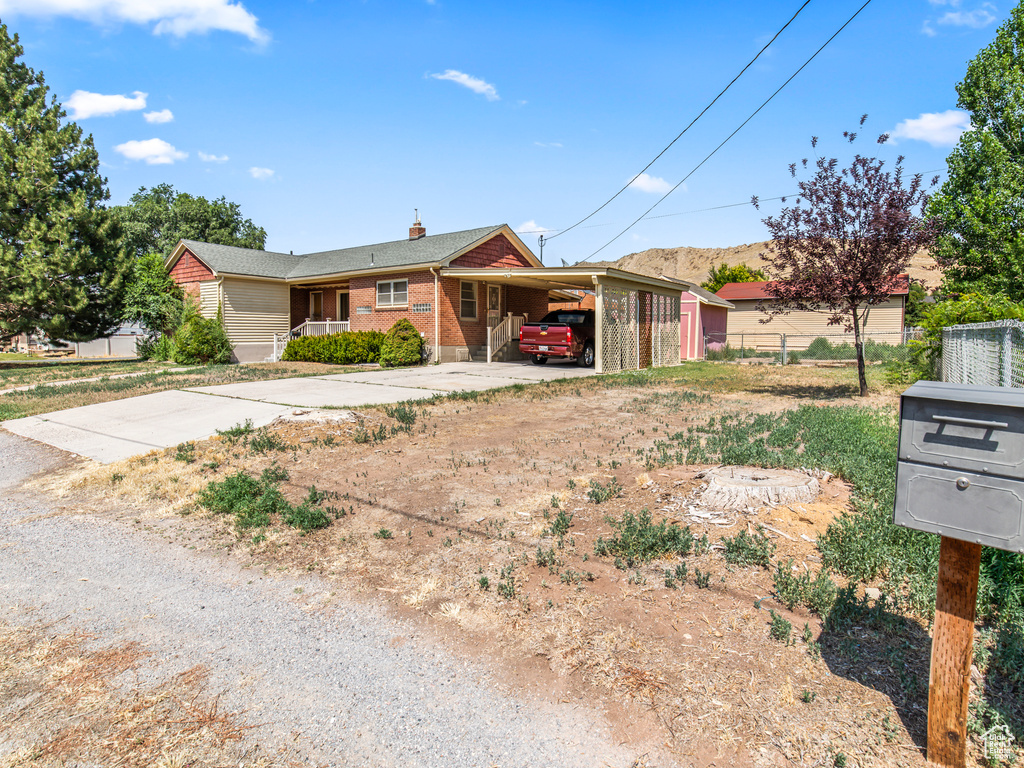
[942,320,1024,388]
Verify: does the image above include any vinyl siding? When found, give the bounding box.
[220,277,290,344]
[726,297,906,349]
[199,281,221,319]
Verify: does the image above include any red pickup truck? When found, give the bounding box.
[518,309,596,367]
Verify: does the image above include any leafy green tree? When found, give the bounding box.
[913,292,1024,378]
[700,262,766,293]
[928,4,1024,300]
[904,281,929,326]
[122,253,184,336]
[115,183,267,260]
[0,23,128,342]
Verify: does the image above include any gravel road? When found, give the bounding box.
[0,431,643,767]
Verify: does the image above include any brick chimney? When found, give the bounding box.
[409,210,426,240]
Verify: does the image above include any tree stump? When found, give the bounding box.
[699,466,820,510]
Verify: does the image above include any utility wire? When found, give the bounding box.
[582,0,874,262]
[543,0,814,243]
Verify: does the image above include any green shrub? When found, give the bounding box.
[594,508,694,568]
[586,478,623,504]
[722,525,775,568]
[281,330,385,365]
[768,609,793,644]
[378,318,424,368]
[283,488,332,533]
[173,306,233,365]
[136,333,176,361]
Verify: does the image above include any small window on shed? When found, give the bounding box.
[460,281,477,320]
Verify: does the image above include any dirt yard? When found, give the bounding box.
[30,363,1005,768]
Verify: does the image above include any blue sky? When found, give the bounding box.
[0,0,1010,265]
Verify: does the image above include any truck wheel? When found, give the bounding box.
[578,342,595,368]
[531,354,548,365]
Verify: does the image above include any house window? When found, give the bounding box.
[460,281,477,320]
[412,303,432,313]
[376,279,408,308]
[310,291,323,321]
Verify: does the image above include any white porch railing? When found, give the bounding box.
[269,319,352,362]
[294,319,350,337]
[487,313,526,363]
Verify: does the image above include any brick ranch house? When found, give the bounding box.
[166,220,706,372]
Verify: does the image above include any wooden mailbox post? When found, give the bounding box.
[894,381,1024,768]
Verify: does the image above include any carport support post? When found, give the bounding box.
[927,535,982,768]
[594,280,604,374]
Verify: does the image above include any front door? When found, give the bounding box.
[310,292,323,321]
[487,285,501,327]
[336,290,350,322]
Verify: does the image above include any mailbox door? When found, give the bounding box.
[899,398,1024,478]
[895,463,1024,553]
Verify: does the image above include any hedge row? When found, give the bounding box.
[281,331,385,364]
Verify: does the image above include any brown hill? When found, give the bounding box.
[592,242,942,291]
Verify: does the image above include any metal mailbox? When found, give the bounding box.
[895,380,1024,553]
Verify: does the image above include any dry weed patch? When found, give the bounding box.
[0,618,292,768]
[42,363,1021,767]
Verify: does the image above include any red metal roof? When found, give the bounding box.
[715,274,910,301]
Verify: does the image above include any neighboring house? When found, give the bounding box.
[714,277,909,350]
[165,219,701,372]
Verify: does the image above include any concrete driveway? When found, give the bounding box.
[2,361,596,464]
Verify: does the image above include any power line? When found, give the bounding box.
[582,0,874,262]
[543,0,814,243]
[512,173,943,238]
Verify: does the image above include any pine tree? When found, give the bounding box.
[0,22,128,343]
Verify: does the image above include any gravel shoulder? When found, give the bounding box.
[0,430,644,768]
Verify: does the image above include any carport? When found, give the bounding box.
[440,267,690,373]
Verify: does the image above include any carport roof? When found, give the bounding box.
[440,266,694,293]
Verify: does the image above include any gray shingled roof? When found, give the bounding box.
[685,283,734,309]
[180,225,507,281]
[179,240,301,279]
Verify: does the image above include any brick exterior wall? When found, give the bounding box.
[349,271,437,342]
[169,248,214,297]
[450,234,534,269]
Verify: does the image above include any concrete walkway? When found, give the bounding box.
[2,361,596,463]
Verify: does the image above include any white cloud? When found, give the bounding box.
[890,110,971,147]
[249,166,274,180]
[628,173,674,194]
[66,89,146,119]
[534,141,563,148]
[938,4,997,27]
[429,70,499,101]
[515,220,555,236]
[114,138,187,165]
[0,0,269,43]
[199,151,229,163]
[143,108,174,123]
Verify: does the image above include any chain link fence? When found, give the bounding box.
[942,320,1024,387]
[704,329,922,365]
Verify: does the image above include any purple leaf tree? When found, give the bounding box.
[754,125,939,396]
